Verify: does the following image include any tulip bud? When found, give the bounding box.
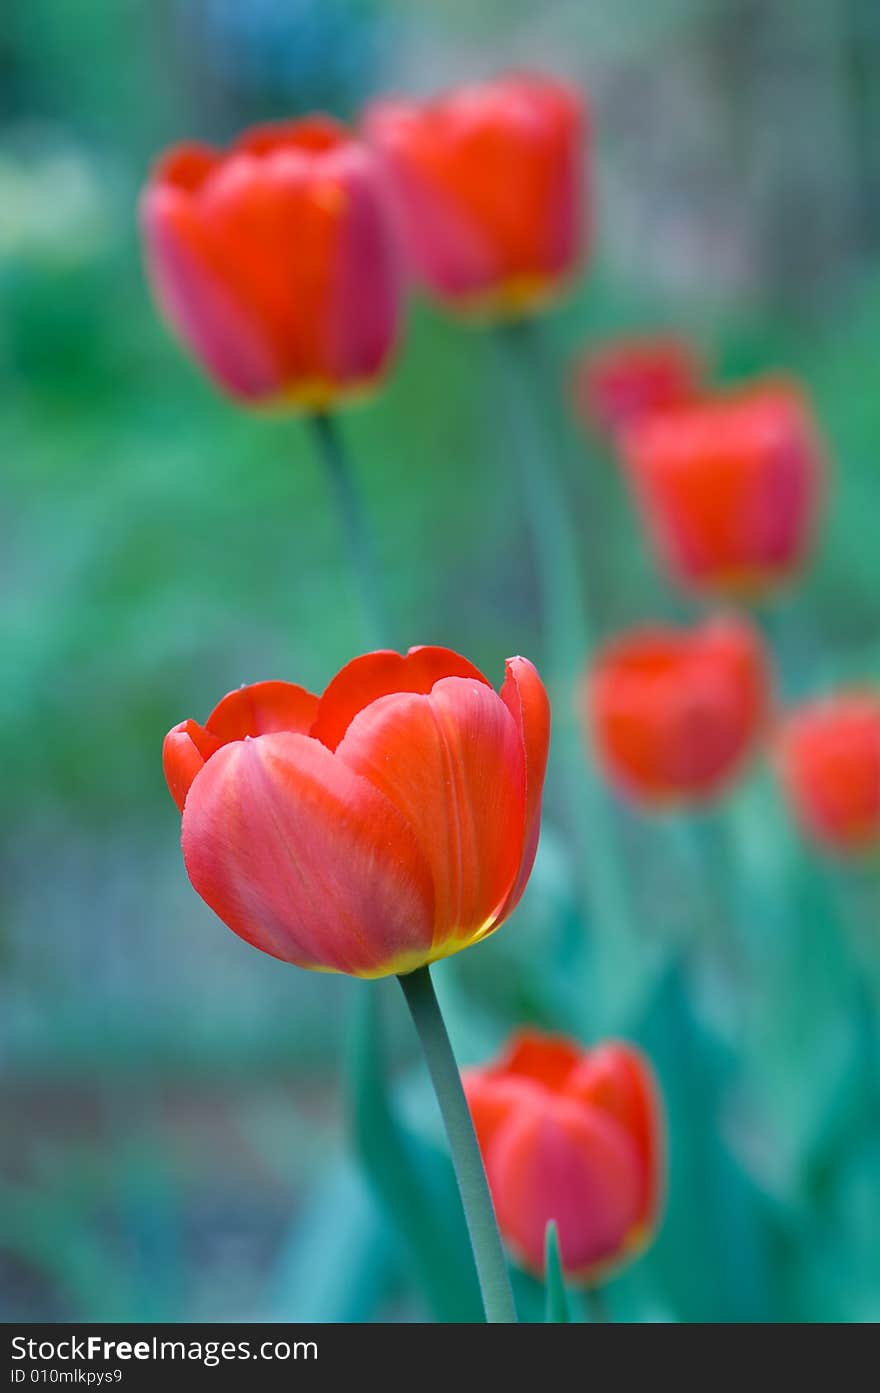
[465,1032,663,1283]
[775,693,880,853]
[365,74,587,320]
[140,117,401,409]
[586,616,770,806]
[571,333,704,440]
[621,378,824,597]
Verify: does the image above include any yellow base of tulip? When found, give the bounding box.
[447,269,575,325]
[250,371,389,416]
[305,917,501,980]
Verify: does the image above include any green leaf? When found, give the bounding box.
[544,1222,572,1322]
[267,1158,394,1322]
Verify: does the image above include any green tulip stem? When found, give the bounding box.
[307,410,389,650]
[398,965,518,1324]
[585,1284,609,1323]
[494,317,637,1018]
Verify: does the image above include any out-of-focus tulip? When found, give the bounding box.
[571,333,704,439]
[776,694,880,853]
[464,1032,663,1283]
[164,648,550,977]
[140,117,401,409]
[365,74,586,319]
[621,378,824,597]
[586,616,770,806]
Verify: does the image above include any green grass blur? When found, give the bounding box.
[2,0,879,1322]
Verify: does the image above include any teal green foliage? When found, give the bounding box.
[543,1223,572,1323]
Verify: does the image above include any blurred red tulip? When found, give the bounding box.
[164,648,549,977]
[140,117,401,408]
[621,379,824,597]
[776,694,880,853]
[464,1032,663,1283]
[571,334,704,439]
[586,616,770,806]
[365,74,587,319]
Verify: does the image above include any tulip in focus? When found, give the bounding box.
[465,1032,663,1283]
[776,693,880,854]
[621,378,824,597]
[587,616,770,807]
[571,333,704,439]
[164,647,549,977]
[140,117,401,409]
[365,74,586,319]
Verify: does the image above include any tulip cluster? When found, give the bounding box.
[141,76,586,410]
[142,54,867,1328]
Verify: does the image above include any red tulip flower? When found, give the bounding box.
[140,117,401,409]
[365,74,586,319]
[587,617,770,807]
[464,1032,663,1283]
[776,694,880,853]
[571,333,704,439]
[163,647,550,977]
[621,379,824,597]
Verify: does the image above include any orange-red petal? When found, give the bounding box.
[205,680,319,743]
[163,719,223,812]
[180,732,435,976]
[493,1029,581,1091]
[498,657,551,915]
[335,676,526,952]
[776,694,880,852]
[311,645,491,751]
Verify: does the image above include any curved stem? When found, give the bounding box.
[306,411,389,649]
[398,966,517,1323]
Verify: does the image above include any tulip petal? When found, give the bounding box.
[181,732,435,977]
[324,145,402,382]
[205,681,319,743]
[141,186,285,400]
[312,646,491,751]
[488,1097,644,1278]
[336,676,526,951]
[463,1071,543,1155]
[163,719,223,812]
[565,1042,664,1227]
[495,1030,581,1091]
[498,657,550,914]
[153,142,222,192]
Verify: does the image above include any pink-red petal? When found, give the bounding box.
[181,732,435,976]
[488,1096,644,1277]
[565,1041,664,1227]
[463,1070,543,1157]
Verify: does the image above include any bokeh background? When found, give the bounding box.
[3,0,879,1323]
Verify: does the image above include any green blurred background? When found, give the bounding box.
[2,0,879,1322]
